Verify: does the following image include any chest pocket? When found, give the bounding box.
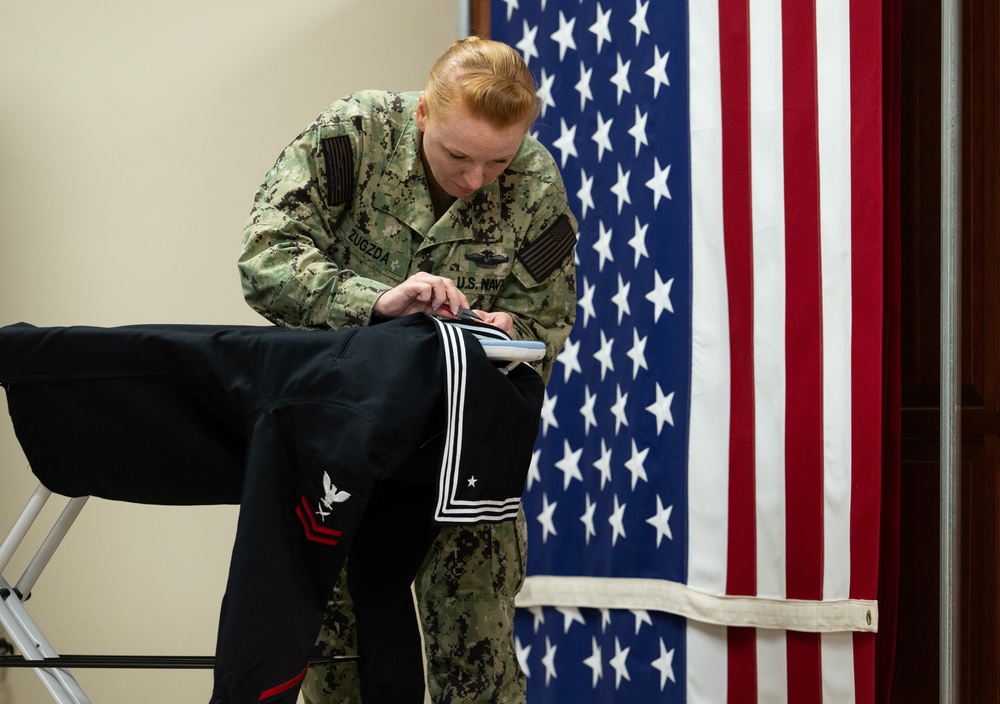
[424,241,515,309]
[325,211,414,285]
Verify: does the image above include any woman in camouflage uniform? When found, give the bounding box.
[239,37,576,703]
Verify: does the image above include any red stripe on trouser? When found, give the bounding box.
[258,664,309,701]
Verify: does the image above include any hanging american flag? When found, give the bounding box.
[492,0,883,701]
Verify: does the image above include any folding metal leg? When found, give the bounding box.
[0,485,92,703]
[0,485,353,701]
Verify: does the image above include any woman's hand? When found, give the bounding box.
[372,273,514,337]
[473,310,514,337]
[373,272,471,319]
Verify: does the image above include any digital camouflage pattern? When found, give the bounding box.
[240,91,576,702]
[302,514,527,704]
[416,512,528,703]
[240,90,577,381]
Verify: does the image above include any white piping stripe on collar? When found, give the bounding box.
[444,319,512,341]
[437,319,466,520]
[432,318,522,523]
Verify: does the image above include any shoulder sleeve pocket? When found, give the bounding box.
[515,213,576,283]
[321,135,354,206]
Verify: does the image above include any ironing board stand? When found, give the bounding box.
[0,486,357,703]
[0,329,545,703]
[0,485,92,703]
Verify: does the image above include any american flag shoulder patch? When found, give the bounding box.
[321,135,354,207]
[516,214,575,282]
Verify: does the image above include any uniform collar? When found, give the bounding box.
[373,106,503,247]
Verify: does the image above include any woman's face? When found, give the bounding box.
[416,94,528,199]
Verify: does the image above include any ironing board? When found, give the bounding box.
[0,318,544,704]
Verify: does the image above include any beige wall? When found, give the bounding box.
[0,2,459,701]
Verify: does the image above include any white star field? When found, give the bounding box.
[499,0,689,697]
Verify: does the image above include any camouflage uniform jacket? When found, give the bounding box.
[240,90,577,381]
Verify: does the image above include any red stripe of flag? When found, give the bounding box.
[718,0,759,701]
[850,0,884,699]
[781,0,824,700]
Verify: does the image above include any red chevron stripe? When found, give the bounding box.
[298,496,344,536]
[295,497,341,546]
